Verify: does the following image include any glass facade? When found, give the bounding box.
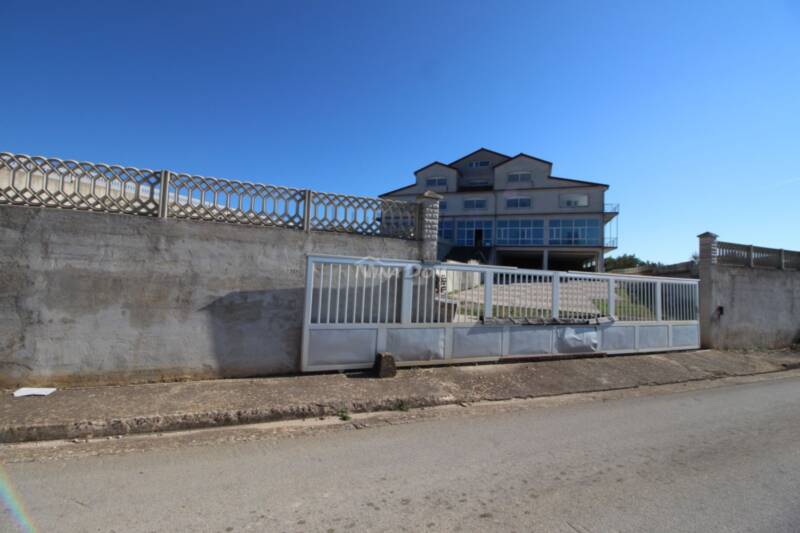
[440,218,604,248]
[496,219,544,246]
[456,219,493,246]
[549,219,601,245]
[438,219,454,241]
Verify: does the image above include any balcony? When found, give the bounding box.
[604,237,618,249]
[604,203,619,222]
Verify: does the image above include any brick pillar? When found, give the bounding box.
[416,190,442,263]
[697,231,718,348]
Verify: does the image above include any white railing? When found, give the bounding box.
[306,256,699,326]
[716,240,800,270]
[0,151,420,240]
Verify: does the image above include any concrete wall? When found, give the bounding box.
[699,233,800,349]
[0,205,424,387]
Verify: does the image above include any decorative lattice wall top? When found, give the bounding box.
[0,152,421,240]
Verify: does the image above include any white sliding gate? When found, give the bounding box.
[301,255,700,372]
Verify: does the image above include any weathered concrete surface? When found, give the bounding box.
[0,205,423,387]
[1,349,798,443]
[6,374,800,532]
[700,263,800,349]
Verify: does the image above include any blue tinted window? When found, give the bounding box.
[438,219,454,241]
[455,219,493,246]
[549,219,601,245]
[464,199,487,209]
[496,219,544,245]
[506,197,531,209]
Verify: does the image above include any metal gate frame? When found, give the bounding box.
[301,255,700,372]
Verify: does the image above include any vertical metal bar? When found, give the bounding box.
[377,266,384,323]
[552,272,560,320]
[352,264,360,322]
[415,268,422,323]
[316,263,324,324]
[326,263,333,323]
[685,284,689,320]
[360,266,366,323]
[369,266,375,323]
[484,270,493,320]
[392,267,400,323]
[300,256,316,372]
[437,269,443,323]
[158,170,171,218]
[344,264,350,323]
[504,273,509,318]
[655,281,663,322]
[334,264,342,324]
[401,265,413,324]
[308,260,316,324]
[683,284,687,320]
[428,269,434,323]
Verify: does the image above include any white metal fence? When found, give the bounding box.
[0,152,420,239]
[302,255,700,371]
[307,257,699,326]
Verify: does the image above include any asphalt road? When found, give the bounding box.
[4,375,800,532]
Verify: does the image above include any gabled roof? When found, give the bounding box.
[384,148,610,198]
[550,175,609,188]
[379,183,416,197]
[413,161,457,175]
[449,147,511,166]
[493,152,553,169]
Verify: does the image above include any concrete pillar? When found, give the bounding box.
[416,190,442,263]
[596,251,605,272]
[542,249,549,271]
[698,231,718,348]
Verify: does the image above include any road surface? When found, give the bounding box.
[3,374,800,532]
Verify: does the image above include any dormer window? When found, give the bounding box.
[468,160,491,168]
[463,198,487,210]
[507,172,532,183]
[426,177,447,187]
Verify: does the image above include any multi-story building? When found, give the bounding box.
[381,148,618,271]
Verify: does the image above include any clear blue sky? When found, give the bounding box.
[2,0,798,263]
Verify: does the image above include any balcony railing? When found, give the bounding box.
[604,203,619,213]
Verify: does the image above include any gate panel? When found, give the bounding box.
[301,255,701,372]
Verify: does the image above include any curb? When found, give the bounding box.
[3,365,797,444]
[0,396,453,444]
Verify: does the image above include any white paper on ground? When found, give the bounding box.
[13,387,56,397]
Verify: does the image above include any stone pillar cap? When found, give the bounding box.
[416,190,444,201]
[697,231,718,239]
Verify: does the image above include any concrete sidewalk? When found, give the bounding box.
[2,349,799,444]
